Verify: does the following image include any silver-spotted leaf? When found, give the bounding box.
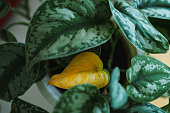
[11,98,49,113]
[0,29,17,42]
[0,0,10,19]
[53,84,110,113]
[126,55,170,103]
[132,0,170,20]
[26,0,114,70]
[0,43,39,101]
[109,67,128,109]
[109,0,169,53]
[111,99,166,113]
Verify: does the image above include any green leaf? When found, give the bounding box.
[132,0,170,20]
[109,0,169,54]
[111,99,166,113]
[126,55,170,103]
[162,98,170,113]
[0,29,17,42]
[0,0,10,19]
[0,43,39,101]
[53,84,110,113]
[149,17,170,44]
[109,67,128,109]
[11,98,48,113]
[26,0,114,70]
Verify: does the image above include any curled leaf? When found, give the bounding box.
[109,67,128,109]
[48,52,110,89]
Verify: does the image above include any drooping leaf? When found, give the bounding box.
[132,0,170,20]
[161,98,170,113]
[111,99,166,113]
[126,55,170,103]
[0,43,39,101]
[0,0,10,19]
[52,84,110,113]
[109,67,128,109]
[0,29,17,42]
[149,17,170,44]
[48,52,110,89]
[47,46,101,75]
[109,0,169,53]
[11,98,48,113]
[25,0,114,70]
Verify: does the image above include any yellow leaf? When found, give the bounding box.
[48,52,110,89]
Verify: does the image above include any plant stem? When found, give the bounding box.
[107,28,119,72]
[6,22,29,29]
[10,8,31,20]
[120,69,126,73]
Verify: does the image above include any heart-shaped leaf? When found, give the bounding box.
[52,84,110,113]
[11,98,48,113]
[25,0,114,70]
[126,55,170,103]
[48,52,110,89]
[0,29,17,42]
[0,43,39,101]
[161,98,170,113]
[0,0,10,19]
[111,99,166,113]
[109,0,169,53]
[132,0,170,20]
[47,46,101,75]
[109,67,128,109]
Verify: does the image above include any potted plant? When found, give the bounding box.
[0,0,170,113]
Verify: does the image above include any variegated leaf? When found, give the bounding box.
[109,67,128,109]
[161,98,170,113]
[0,43,39,101]
[26,0,114,70]
[109,0,169,53]
[111,99,166,113]
[126,55,170,103]
[11,98,48,113]
[0,0,10,19]
[0,29,17,42]
[53,84,110,113]
[132,0,170,20]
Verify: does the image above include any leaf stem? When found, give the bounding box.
[10,8,31,20]
[107,28,119,72]
[6,22,29,29]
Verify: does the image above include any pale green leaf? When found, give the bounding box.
[132,0,170,20]
[109,0,169,54]
[0,43,39,101]
[53,84,110,113]
[26,0,114,70]
[11,98,48,113]
[126,55,170,103]
[109,67,128,109]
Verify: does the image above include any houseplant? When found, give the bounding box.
[0,0,170,113]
